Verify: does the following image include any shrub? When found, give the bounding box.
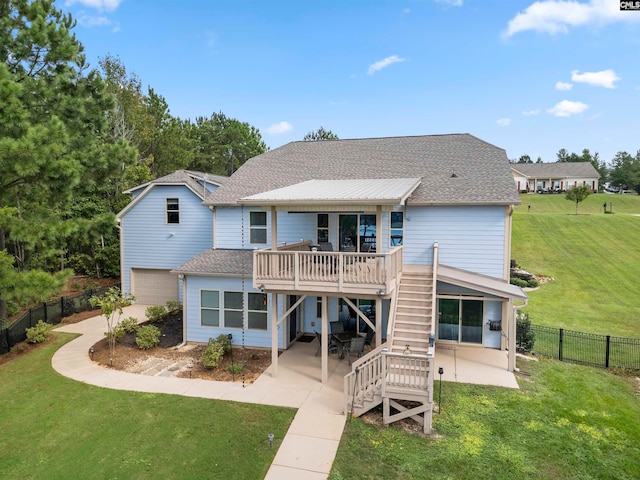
[109,325,127,343]
[510,277,528,288]
[227,362,245,375]
[136,325,161,350]
[527,278,539,288]
[6,300,19,317]
[516,312,536,353]
[202,339,225,369]
[26,321,51,344]
[166,300,181,314]
[215,334,232,354]
[119,317,140,335]
[145,305,167,323]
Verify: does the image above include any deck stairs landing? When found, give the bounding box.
[344,266,435,434]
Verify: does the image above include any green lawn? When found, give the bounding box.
[330,357,640,480]
[0,334,295,480]
[512,193,640,337]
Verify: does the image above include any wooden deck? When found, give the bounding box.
[253,246,403,296]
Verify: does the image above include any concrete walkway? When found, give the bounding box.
[52,305,350,480]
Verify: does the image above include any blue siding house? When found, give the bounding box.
[119,134,527,434]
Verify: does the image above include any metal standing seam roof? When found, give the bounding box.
[437,264,528,302]
[240,178,422,206]
[204,134,521,207]
[511,162,600,179]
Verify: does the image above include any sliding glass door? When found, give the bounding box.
[437,298,483,345]
[339,214,377,252]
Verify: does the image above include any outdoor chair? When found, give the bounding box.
[364,327,375,346]
[345,335,366,365]
[318,242,334,252]
[315,331,338,356]
[330,321,344,333]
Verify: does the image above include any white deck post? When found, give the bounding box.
[507,300,516,371]
[375,297,382,347]
[271,292,279,377]
[321,295,328,384]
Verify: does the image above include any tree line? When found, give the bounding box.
[511,148,640,194]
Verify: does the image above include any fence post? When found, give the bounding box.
[43,302,48,324]
[558,328,563,362]
[605,335,610,369]
[60,296,65,317]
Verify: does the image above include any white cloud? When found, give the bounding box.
[571,69,620,88]
[66,0,122,12]
[402,8,411,14]
[523,109,541,116]
[547,100,588,117]
[555,81,573,91]
[504,0,639,38]
[367,55,407,75]
[435,0,463,6]
[76,13,111,27]
[497,118,511,126]
[267,121,293,135]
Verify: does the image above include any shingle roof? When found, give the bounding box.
[205,134,520,206]
[511,162,600,179]
[172,249,253,276]
[125,170,228,196]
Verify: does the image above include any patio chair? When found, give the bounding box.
[330,321,344,333]
[364,327,375,346]
[318,242,334,252]
[345,335,366,365]
[315,331,338,356]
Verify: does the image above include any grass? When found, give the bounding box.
[330,357,640,480]
[512,193,640,337]
[0,334,295,480]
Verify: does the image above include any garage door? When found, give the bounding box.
[131,269,179,305]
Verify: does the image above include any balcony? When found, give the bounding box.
[253,243,403,296]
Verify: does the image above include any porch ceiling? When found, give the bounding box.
[239,177,422,207]
[437,264,528,303]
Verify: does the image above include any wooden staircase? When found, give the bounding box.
[390,269,433,355]
[344,265,436,434]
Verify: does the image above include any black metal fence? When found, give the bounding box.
[518,321,640,370]
[0,284,120,355]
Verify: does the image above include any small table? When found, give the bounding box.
[331,332,359,359]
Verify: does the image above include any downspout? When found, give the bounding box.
[175,274,187,349]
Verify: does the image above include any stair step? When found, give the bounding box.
[390,345,430,354]
[396,312,431,319]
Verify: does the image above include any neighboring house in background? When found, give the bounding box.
[119,134,527,433]
[511,162,600,193]
[117,170,227,305]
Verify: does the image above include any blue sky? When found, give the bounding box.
[61,0,640,163]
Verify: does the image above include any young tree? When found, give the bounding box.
[90,287,135,365]
[565,185,592,214]
[303,127,339,141]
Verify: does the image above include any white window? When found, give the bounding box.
[250,211,267,244]
[317,214,329,244]
[248,292,267,330]
[201,290,219,326]
[167,198,180,224]
[390,212,403,246]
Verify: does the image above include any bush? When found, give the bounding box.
[145,305,167,323]
[119,317,140,334]
[527,278,539,288]
[166,300,181,314]
[109,325,127,343]
[215,334,232,354]
[136,325,161,350]
[516,312,536,353]
[26,321,51,344]
[510,277,528,288]
[227,362,245,375]
[202,339,225,369]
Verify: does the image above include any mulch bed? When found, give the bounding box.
[90,313,273,383]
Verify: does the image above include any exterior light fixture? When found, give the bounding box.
[438,367,444,414]
[429,333,435,348]
[403,344,412,355]
[89,346,94,359]
[268,433,275,448]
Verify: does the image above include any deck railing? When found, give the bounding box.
[254,246,403,293]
